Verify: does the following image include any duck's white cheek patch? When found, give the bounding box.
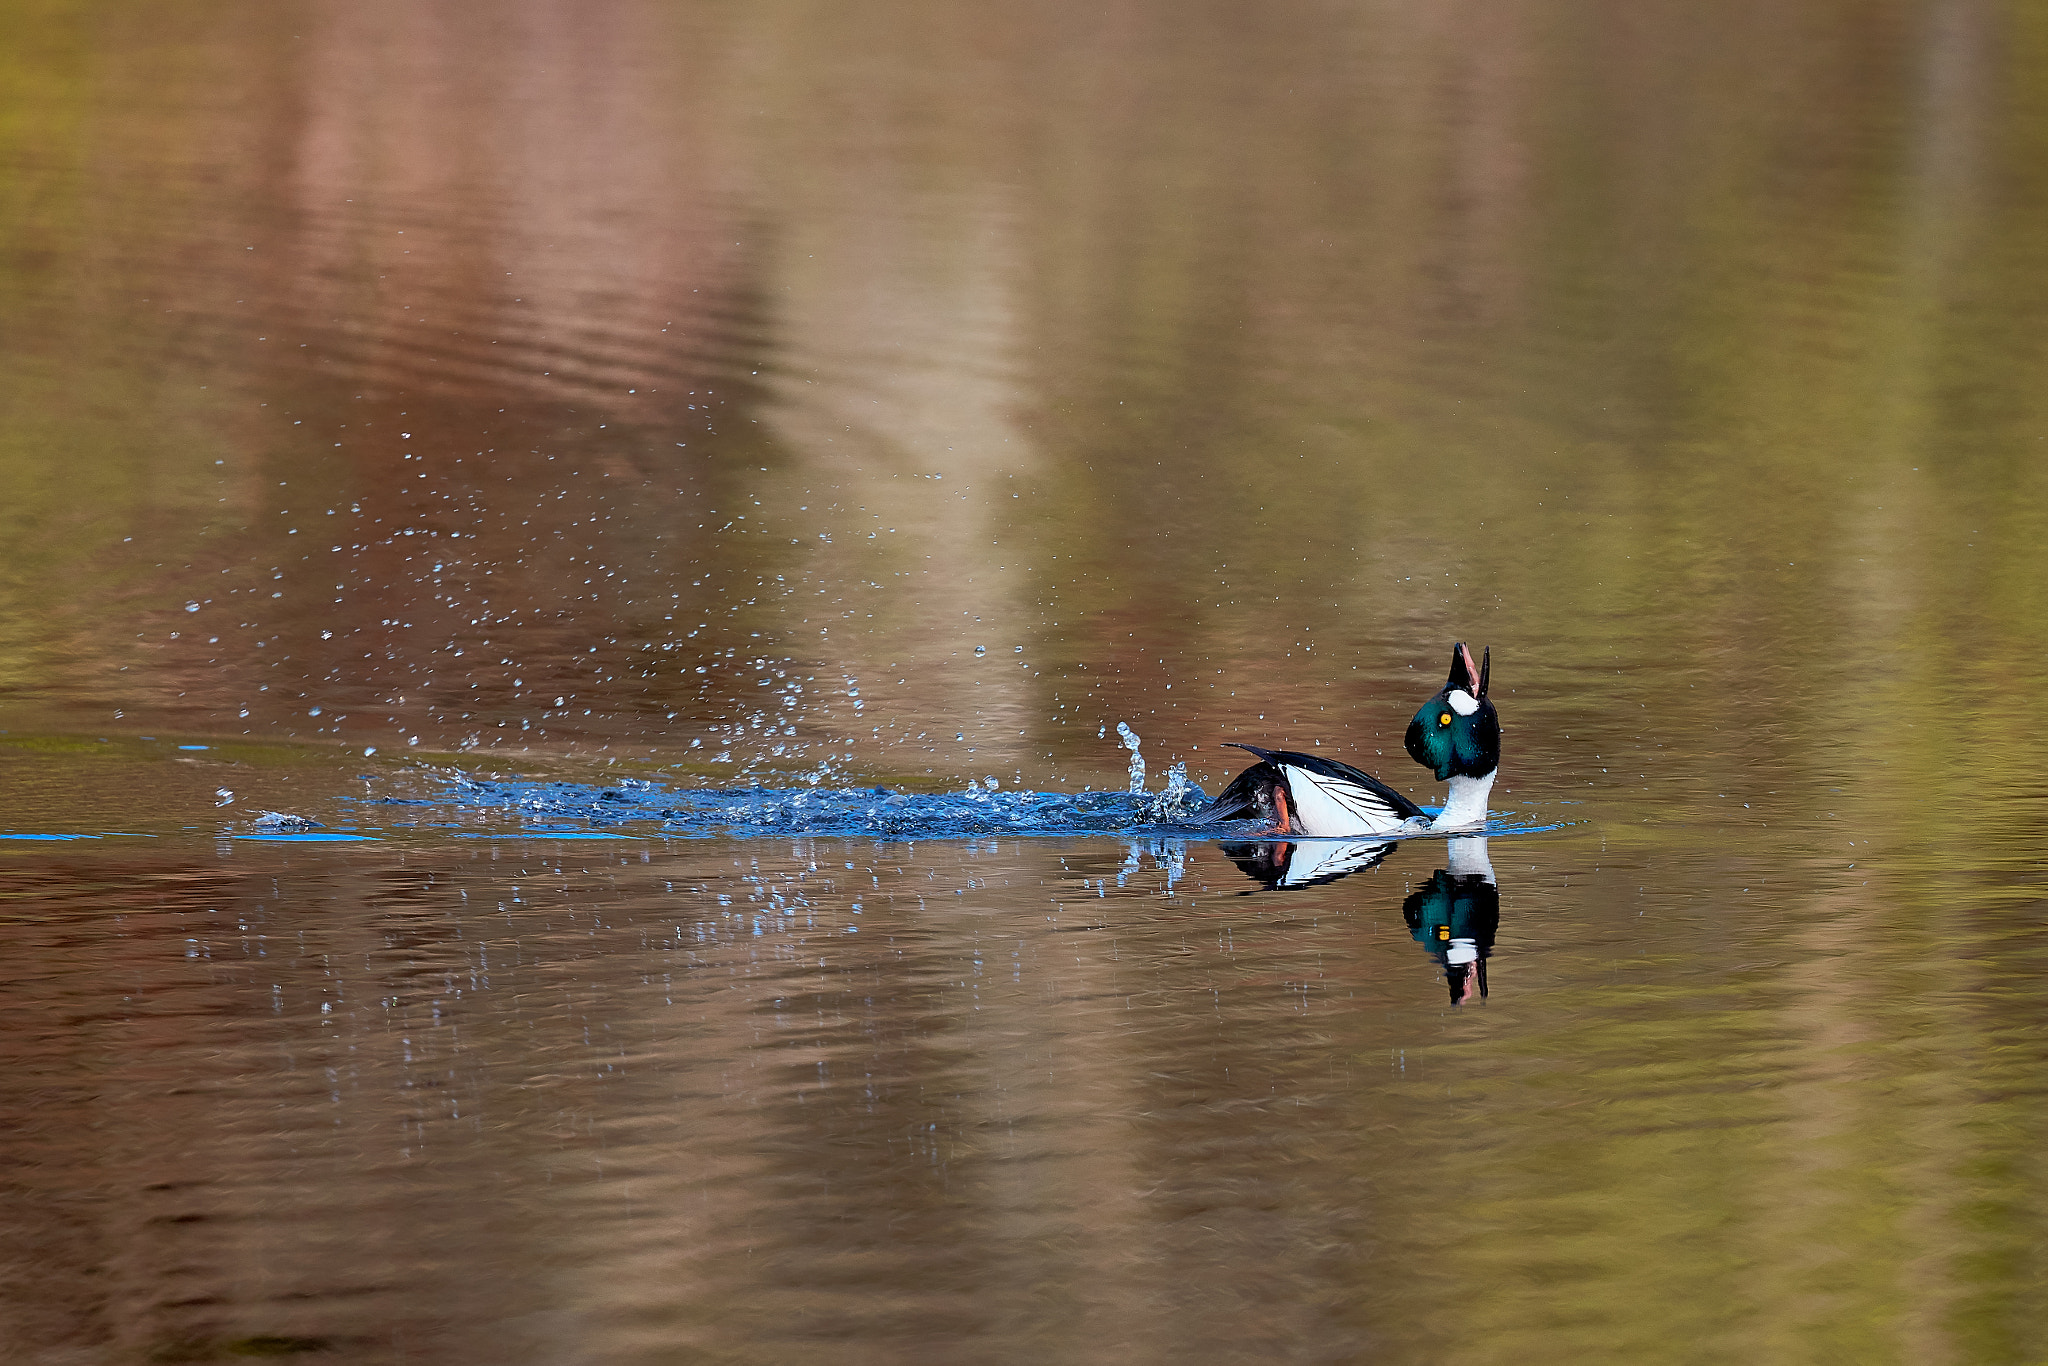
[1446,688,1479,716]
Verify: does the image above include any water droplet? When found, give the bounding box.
[973,645,986,656]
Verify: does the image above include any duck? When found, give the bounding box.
[1188,642,1499,836]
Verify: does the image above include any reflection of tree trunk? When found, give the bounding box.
[758,185,1040,775]
[1742,23,2007,1348]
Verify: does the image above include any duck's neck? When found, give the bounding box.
[1431,770,1496,831]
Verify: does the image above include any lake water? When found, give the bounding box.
[6,1,2048,1362]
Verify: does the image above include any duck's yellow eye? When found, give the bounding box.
[1438,713,1452,726]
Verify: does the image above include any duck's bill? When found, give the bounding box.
[1446,642,1483,695]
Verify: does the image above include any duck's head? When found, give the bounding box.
[1404,642,1499,781]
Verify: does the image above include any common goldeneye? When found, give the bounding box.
[1190,642,1499,836]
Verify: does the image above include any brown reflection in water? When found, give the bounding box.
[4,824,2048,1360]
[4,841,1431,1363]
[0,837,1459,1362]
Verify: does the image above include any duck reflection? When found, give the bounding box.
[1218,834,1503,1004]
[1219,838,1398,890]
[1401,837,1499,1005]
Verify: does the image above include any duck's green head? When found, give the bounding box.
[1404,642,1500,781]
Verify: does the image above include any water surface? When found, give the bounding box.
[5,1,2048,1362]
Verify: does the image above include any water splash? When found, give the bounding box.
[382,773,1209,840]
[370,723,1207,840]
[326,768,1571,844]
[1117,722,1145,794]
[252,811,324,832]
[1148,760,1196,821]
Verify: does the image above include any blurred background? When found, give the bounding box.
[5,2,2048,1363]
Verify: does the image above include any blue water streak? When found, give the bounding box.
[401,774,1209,841]
[351,772,1568,844]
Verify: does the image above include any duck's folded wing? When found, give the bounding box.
[1183,745,1425,833]
[1246,747,1426,833]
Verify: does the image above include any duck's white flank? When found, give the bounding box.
[1279,764,1412,836]
[1431,771,1496,831]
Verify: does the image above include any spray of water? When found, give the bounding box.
[1117,721,1145,794]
